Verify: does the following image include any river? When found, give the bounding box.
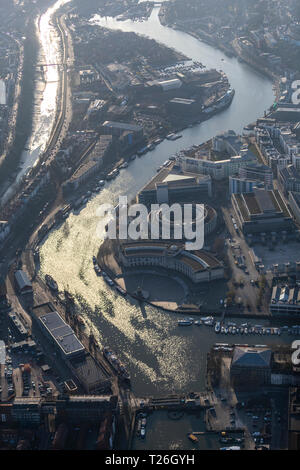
[1,0,70,204]
[38,6,287,403]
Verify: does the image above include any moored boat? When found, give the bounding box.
[45,274,58,292]
[103,347,130,382]
[178,318,194,326]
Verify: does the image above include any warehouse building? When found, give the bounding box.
[38,311,85,360]
[230,346,272,388]
[14,270,32,296]
[101,121,143,139]
[138,164,212,205]
[55,395,118,423]
[270,105,300,122]
[231,188,294,234]
[167,97,199,116]
[146,78,182,92]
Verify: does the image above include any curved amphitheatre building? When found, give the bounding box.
[149,202,217,239]
[118,241,224,284]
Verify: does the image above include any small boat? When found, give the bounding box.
[166,133,182,141]
[94,265,102,276]
[215,322,221,333]
[104,276,114,287]
[103,347,130,382]
[106,172,114,181]
[45,274,58,292]
[201,316,213,322]
[116,285,127,296]
[178,318,194,326]
[194,320,203,326]
[187,433,198,443]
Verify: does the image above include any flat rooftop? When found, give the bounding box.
[169,97,196,105]
[234,189,291,219]
[102,121,142,132]
[39,311,85,358]
[253,241,300,270]
[140,163,210,193]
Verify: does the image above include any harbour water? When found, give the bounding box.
[38,7,286,403]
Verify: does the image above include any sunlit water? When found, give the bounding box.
[2,0,70,203]
[40,7,286,398]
